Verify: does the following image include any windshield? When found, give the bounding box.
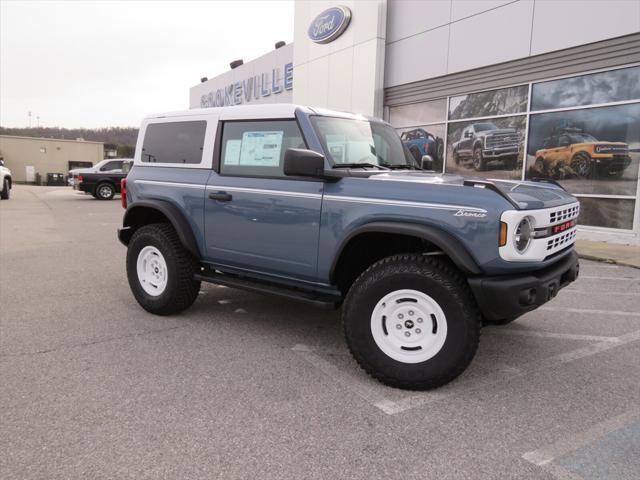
[474,123,498,132]
[311,116,416,168]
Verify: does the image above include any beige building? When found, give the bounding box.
[0,135,104,183]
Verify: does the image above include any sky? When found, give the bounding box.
[0,0,294,128]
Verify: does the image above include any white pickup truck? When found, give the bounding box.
[0,160,12,200]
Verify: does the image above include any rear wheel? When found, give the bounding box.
[126,223,201,315]
[95,182,115,200]
[343,255,481,390]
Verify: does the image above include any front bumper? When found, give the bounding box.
[483,146,519,158]
[468,250,579,322]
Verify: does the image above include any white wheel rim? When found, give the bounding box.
[99,186,112,198]
[136,246,168,296]
[370,289,448,364]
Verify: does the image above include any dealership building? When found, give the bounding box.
[191,0,640,243]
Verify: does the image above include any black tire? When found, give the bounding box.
[483,316,517,326]
[571,152,593,178]
[126,223,201,315]
[95,182,115,200]
[473,146,486,171]
[534,157,546,175]
[0,178,9,200]
[342,254,481,390]
[453,150,461,165]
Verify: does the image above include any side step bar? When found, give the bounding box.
[194,269,342,310]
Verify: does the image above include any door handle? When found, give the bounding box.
[209,191,232,202]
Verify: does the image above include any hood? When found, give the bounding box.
[369,171,577,210]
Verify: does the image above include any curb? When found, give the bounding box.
[577,253,640,270]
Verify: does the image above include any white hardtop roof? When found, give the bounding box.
[143,104,370,122]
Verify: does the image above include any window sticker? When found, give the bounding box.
[326,134,346,163]
[224,139,242,165]
[239,131,284,167]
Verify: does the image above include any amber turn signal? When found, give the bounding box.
[499,222,508,247]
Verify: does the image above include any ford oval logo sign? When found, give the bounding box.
[308,6,352,44]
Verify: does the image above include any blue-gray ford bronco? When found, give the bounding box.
[118,104,580,390]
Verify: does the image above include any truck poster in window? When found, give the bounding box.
[446,115,526,180]
[525,103,639,198]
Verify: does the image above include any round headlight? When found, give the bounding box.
[514,217,533,253]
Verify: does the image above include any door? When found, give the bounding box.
[204,119,324,283]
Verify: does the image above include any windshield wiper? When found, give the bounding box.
[379,162,421,170]
[332,163,389,170]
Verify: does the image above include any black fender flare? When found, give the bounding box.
[330,221,482,279]
[118,199,200,258]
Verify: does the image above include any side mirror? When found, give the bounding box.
[283,148,326,179]
[464,131,472,138]
[421,155,434,171]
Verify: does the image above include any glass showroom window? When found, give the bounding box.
[445,85,528,181]
[388,64,640,232]
[526,66,640,231]
[390,99,447,173]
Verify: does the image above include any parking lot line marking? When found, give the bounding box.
[524,329,640,368]
[539,306,640,317]
[294,331,640,416]
[579,275,638,281]
[562,289,639,296]
[522,406,640,466]
[483,328,621,343]
[291,344,397,412]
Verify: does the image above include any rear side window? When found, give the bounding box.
[220,120,305,177]
[141,121,206,164]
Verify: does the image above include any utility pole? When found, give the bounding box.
[36,116,40,127]
[28,111,32,128]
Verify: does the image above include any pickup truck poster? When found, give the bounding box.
[445,115,526,180]
[525,102,640,197]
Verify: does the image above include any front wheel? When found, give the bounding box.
[126,223,201,315]
[473,147,486,171]
[571,153,593,178]
[343,255,481,390]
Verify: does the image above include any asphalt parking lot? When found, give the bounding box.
[1,184,639,480]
